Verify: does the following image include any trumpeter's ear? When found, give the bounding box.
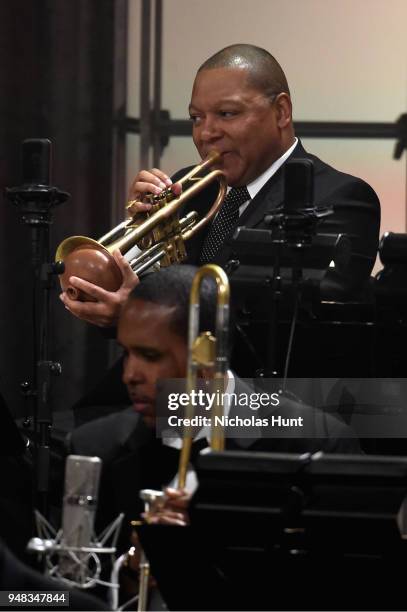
[274,92,292,129]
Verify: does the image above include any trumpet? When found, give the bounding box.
[130,264,230,611]
[55,153,227,301]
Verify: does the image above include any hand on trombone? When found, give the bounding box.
[59,250,139,327]
[142,487,191,527]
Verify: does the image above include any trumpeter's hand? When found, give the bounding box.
[127,168,182,215]
[59,250,139,327]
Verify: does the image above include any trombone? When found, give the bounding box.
[55,153,227,300]
[121,264,230,612]
[179,263,229,483]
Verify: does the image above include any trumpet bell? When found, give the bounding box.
[56,236,122,300]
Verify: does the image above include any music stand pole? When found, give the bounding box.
[264,235,283,378]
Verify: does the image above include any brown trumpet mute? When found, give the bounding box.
[56,237,122,301]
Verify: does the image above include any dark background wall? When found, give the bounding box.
[0,0,120,418]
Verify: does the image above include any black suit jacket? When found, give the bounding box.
[70,378,360,549]
[76,143,380,418]
[175,140,380,299]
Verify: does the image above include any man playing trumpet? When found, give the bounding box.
[60,43,380,328]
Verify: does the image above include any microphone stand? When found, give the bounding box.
[5,139,70,517]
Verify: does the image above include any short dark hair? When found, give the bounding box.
[128,265,219,342]
[198,43,290,100]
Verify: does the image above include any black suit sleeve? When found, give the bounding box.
[317,175,380,298]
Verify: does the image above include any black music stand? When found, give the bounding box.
[137,452,407,611]
[225,158,353,378]
[227,226,349,378]
[228,227,349,298]
[375,232,407,309]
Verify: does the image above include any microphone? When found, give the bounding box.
[279,158,320,244]
[58,455,102,583]
[21,138,51,186]
[264,158,330,246]
[283,158,314,211]
[28,455,124,591]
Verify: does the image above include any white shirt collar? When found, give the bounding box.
[247,137,298,199]
[238,138,298,215]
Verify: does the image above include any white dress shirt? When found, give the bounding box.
[238,137,298,215]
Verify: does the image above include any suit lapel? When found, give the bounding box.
[237,140,310,229]
[238,168,284,229]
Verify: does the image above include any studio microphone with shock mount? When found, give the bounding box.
[28,455,123,598]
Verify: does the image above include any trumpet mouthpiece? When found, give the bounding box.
[206,150,221,163]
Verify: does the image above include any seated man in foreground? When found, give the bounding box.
[70,265,360,543]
